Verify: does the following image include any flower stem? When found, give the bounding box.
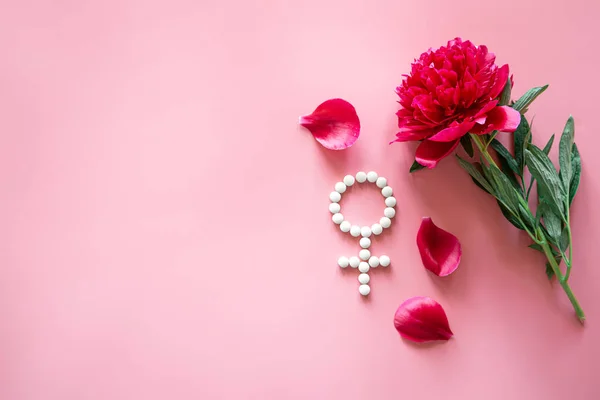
[470,133,585,323]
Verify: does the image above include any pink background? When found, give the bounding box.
[1,0,600,399]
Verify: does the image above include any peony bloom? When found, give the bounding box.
[392,38,521,168]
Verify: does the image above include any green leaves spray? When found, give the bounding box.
[455,87,585,322]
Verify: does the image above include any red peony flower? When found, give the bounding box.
[392,38,521,168]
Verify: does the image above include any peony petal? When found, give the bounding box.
[488,64,509,99]
[394,297,454,343]
[414,139,459,168]
[390,130,432,144]
[471,105,521,135]
[427,120,475,142]
[416,217,461,276]
[299,99,360,150]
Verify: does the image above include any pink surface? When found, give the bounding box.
[1,1,599,399]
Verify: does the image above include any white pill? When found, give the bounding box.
[340,221,351,232]
[380,217,391,228]
[379,255,391,267]
[360,237,371,248]
[330,191,341,202]
[376,177,387,188]
[358,273,370,284]
[349,256,360,268]
[356,171,367,183]
[385,196,397,207]
[338,256,349,268]
[343,175,355,186]
[371,223,383,235]
[332,213,344,224]
[381,186,393,197]
[360,226,372,238]
[367,171,378,183]
[384,207,396,218]
[350,225,361,237]
[359,249,371,260]
[359,284,371,296]
[334,182,347,193]
[329,203,341,214]
[369,256,380,268]
[358,262,370,273]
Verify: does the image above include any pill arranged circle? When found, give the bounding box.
[329,171,395,296]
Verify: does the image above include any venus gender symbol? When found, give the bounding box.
[329,171,396,296]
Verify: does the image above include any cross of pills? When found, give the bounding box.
[329,171,395,296]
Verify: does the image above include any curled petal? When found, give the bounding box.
[415,139,460,169]
[471,106,521,135]
[417,217,461,276]
[299,99,360,150]
[394,297,453,343]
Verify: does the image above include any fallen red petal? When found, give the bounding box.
[299,99,360,150]
[394,296,453,343]
[416,217,461,276]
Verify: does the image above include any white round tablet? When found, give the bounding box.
[358,262,370,273]
[360,226,372,238]
[349,256,360,268]
[334,182,346,193]
[367,171,378,183]
[356,171,367,183]
[350,225,361,237]
[359,249,371,260]
[379,255,390,267]
[384,207,396,218]
[376,177,387,188]
[359,237,371,249]
[358,273,370,284]
[329,191,341,202]
[380,217,391,228]
[329,202,341,214]
[371,223,383,235]
[332,213,344,224]
[381,186,393,197]
[343,175,355,186]
[340,221,351,232]
[385,196,397,207]
[368,256,380,268]
[338,256,349,268]
[359,284,371,296]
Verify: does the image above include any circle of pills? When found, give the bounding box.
[332,171,394,296]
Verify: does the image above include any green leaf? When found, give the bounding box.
[528,243,544,252]
[569,143,581,205]
[542,134,555,154]
[525,145,565,218]
[546,262,555,279]
[542,206,562,241]
[513,116,531,176]
[499,78,512,106]
[460,135,474,158]
[498,200,525,230]
[456,156,494,194]
[558,116,574,191]
[490,139,518,174]
[559,227,569,252]
[409,160,426,173]
[518,204,535,230]
[512,85,549,113]
[485,163,521,212]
